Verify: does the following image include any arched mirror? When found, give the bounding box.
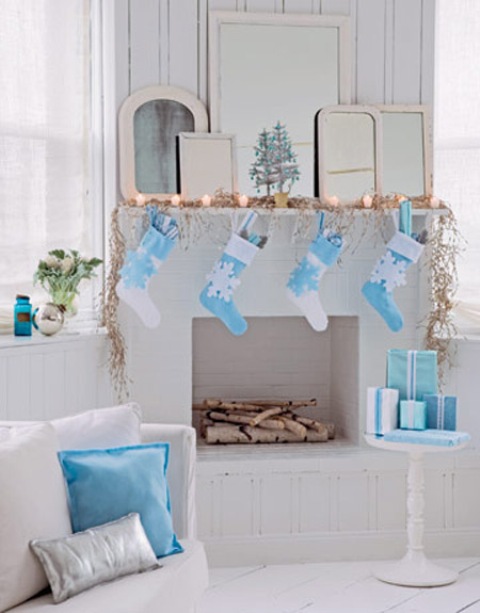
[316,106,382,203]
[119,86,209,200]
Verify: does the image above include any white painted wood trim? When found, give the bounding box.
[376,104,433,197]
[316,105,382,203]
[202,530,480,567]
[178,132,238,200]
[208,11,352,132]
[118,85,209,200]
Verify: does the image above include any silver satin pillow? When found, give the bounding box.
[30,513,160,603]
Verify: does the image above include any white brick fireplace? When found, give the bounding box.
[119,209,480,565]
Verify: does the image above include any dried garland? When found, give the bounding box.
[103,194,455,401]
[424,209,461,385]
[102,205,130,398]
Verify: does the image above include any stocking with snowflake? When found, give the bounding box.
[199,220,265,335]
[361,231,424,332]
[116,205,178,328]
[286,225,343,332]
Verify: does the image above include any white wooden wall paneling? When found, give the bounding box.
[356,0,386,104]
[169,0,198,93]
[383,0,395,104]
[421,0,435,105]
[129,0,161,92]
[284,0,317,14]
[392,0,422,104]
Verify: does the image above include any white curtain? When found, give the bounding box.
[0,0,91,310]
[435,0,480,331]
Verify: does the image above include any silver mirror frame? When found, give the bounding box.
[118,85,209,201]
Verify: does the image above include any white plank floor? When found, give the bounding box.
[198,558,480,613]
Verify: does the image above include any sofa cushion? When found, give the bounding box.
[8,539,208,613]
[51,403,142,450]
[30,513,159,603]
[0,424,72,612]
[58,443,183,558]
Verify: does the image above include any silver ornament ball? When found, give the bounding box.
[33,303,65,336]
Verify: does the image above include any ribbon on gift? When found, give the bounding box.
[375,387,382,434]
[407,350,417,401]
[437,395,445,429]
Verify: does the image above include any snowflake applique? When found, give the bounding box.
[370,251,407,292]
[206,261,240,302]
[287,259,321,297]
[121,248,156,289]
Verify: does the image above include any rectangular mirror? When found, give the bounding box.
[379,105,432,197]
[316,106,381,203]
[209,12,351,198]
[179,133,237,200]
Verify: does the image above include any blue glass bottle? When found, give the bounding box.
[14,295,32,336]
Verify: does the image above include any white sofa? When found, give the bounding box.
[4,423,209,613]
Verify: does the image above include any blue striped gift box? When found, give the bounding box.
[365,387,399,435]
[400,400,427,430]
[424,394,457,431]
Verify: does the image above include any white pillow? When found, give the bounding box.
[0,423,72,612]
[51,403,142,450]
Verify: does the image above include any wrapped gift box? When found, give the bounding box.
[424,394,457,431]
[400,400,427,430]
[387,349,438,401]
[366,387,399,435]
[383,429,470,447]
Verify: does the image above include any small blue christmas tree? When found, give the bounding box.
[250,122,300,196]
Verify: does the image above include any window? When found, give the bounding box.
[435,0,480,330]
[0,0,102,316]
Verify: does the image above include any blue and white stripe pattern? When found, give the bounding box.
[400,400,426,430]
[366,387,399,435]
[424,394,457,431]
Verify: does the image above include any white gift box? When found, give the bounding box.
[366,387,400,435]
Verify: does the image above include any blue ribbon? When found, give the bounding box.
[375,388,382,434]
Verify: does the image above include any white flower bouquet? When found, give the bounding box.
[34,249,102,314]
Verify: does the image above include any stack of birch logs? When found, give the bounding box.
[194,398,335,444]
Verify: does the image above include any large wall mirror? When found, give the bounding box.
[379,106,432,197]
[316,106,381,203]
[209,12,351,197]
[119,86,209,200]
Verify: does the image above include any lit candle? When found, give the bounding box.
[362,194,373,209]
[135,192,146,206]
[327,195,339,207]
[238,194,249,207]
[430,196,440,209]
[171,194,181,206]
[201,194,211,207]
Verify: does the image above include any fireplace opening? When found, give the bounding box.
[192,316,359,450]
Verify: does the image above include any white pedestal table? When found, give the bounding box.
[365,434,468,587]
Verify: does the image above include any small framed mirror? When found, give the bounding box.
[378,105,432,197]
[179,133,238,200]
[119,86,209,200]
[209,11,351,197]
[316,106,382,203]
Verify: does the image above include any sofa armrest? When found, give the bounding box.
[140,424,197,540]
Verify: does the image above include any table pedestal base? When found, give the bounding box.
[374,551,458,587]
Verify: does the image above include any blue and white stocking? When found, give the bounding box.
[116,207,178,328]
[200,233,259,336]
[361,231,424,332]
[286,232,343,331]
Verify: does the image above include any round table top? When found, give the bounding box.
[364,434,469,454]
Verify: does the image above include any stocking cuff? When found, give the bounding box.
[387,231,424,263]
[225,233,259,265]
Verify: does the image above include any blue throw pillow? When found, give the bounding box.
[58,443,183,558]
